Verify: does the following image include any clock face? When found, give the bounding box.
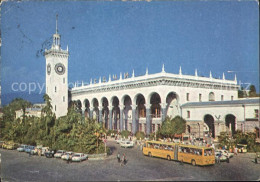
[55,63,65,75]
[47,64,51,75]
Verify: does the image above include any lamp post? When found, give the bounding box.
[197,123,200,140]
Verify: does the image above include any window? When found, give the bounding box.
[152,124,155,133]
[186,93,190,101]
[199,94,202,102]
[255,109,259,118]
[187,111,190,118]
[221,95,224,101]
[55,105,56,111]
[157,124,161,130]
[55,86,57,92]
[209,92,215,101]
[139,123,142,132]
[63,96,65,102]
[63,78,65,84]
[231,96,234,101]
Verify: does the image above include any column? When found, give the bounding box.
[99,106,103,123]
[145,104,151,135]
[132,104,136,134]
[109,106,113,130]
[120,105,124,131]
[89,106,93,119]
[81,106,86,118]
[161,103,166,122]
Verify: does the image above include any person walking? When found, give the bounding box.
[117,153,121,163]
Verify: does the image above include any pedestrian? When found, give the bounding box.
[226,156,229,163]
[234,147,238,156]
[123,154,127,165]
[255,153,258,164]
[117,153,121,163]
[216,155,220,164]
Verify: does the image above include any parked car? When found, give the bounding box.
[71,153,88,162]
[0,141,5,148]
[120,140,134,148]
[217,149,234,158]
[25,146,35,153]
[116,138,126,144]
[31,146,42,155]
[215,151,228,162]
[61,151,74,161]
[237,144,247,153]
[4,142,19,150]
[17,145,28,152]
[54,150,66,158]
[45,150,56,158]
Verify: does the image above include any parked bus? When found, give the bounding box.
[142,141,215,166]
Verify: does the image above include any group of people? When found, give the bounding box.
[117,153,127,166]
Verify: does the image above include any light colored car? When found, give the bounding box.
[116,138,126,144]
[71,153,88,162]
[237,144,247,153]
[17,145,28,152]
[217,149,234,158]
[61,151,74,160]
[54,150,66,158]
[25,146,35,153]
[215,151,228,162]
[120,140,134,148]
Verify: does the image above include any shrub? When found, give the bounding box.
[135,131,145,140]
[121,130,131,138]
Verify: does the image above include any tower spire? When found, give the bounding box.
[56,14,58,34]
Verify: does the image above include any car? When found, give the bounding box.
[120,140,134,148]
[61,151,74,160]
[31,146,42,155]
[0,141,5,148]
[71,153,88,162]
[25,146,35,153]
[215,151,228,162]
[45,150,55,158]
[116,138,126,144]
[54,150,66,158]
[17,145,28,152]
[217,149,234,158]
[4,142,19,150]
[237,144,247,153]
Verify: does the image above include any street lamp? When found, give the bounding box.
[197,123,200,140]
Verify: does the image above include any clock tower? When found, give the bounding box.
[44,15,69,117]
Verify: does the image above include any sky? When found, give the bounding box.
[1,0,259,106]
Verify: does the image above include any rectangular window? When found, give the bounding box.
[255,109,259,118]
[231,96,234,101]
[55,86,57,92]
[187,111,190,118]
[55,105,56,111]
[199,94,202,102]
[157,124,161,130]
[152,124,155,133]
[186,93,190,101]
[221,95,224,101]
[139,123,142,132]
[63,78,65,84]
[63,96,65,102]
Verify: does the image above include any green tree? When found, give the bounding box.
[249,85,257,97]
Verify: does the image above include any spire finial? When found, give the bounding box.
[132,69,135,78]
[195,69,198,77]
[146,67,148,75]
[222,72,225,80]
[234,74,237,82]
[210,71,212,78]
[162,64,165,73]
[179,66,182,75]
[56,14,58,34]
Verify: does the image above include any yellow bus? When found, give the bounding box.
[142,141,215,166]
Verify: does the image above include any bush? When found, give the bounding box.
[121,130,130,138]
[135,131,145,140]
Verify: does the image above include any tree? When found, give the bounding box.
[157,116,186,138]
[249,85,257,97]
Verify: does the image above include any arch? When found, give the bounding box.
[225,114,236,136]
[83,99,90,118]
[101,97,109,129]
[111,96,120,130]
[75,100,82,113]
[204,114,215,138]
[122,95,132,131]
[91,98,99,121]
[91,98,99,108]
[134,94,146,118]
[149,92,161,118]
[165,92,180,119]
[209,92,215,101]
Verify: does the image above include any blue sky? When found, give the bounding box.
[1,1,259,105]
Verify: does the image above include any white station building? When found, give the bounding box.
[45,18,260,139]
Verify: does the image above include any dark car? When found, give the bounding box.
[45,150,56,158]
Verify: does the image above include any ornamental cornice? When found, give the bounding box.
[44,49,69,58]
[71,76,239,97]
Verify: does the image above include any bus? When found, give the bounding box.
[142,141,215,166]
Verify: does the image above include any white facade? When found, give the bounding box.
[44,17,69,118]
